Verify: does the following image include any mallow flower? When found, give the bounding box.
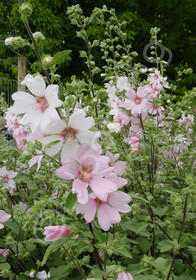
[12,74,62,132]
[0,210,11,229]
[76,191,131,231]
[56,144,121,205]
[44,225,70,241]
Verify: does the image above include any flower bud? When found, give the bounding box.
[42,55,54,69]
[44,225,71,241]
[5,36,28,49]
[33,32,45,44]
[19,3,33,19]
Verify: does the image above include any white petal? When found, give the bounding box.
[24,74,46,97]
[12,92,35,114]
[45,84,62,108]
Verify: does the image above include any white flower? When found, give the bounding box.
[36,270,50,280]
[12,74,62,132]
[41,111,100,160]
[107,122,121,133]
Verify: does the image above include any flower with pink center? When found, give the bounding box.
[0,210,11,229]
[0,167,17,192]
[117,271,134,280]
[56,144,118,204]
[41,111,100,160]
[122,86,149,116]
[12,74,62,132]
[44,226,70,242]
[145,82,163,99]
[76,191,131,231]
[147,69,169,88]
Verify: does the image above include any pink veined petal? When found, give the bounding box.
[12,92,35,114]
[0,210,11,223]
[107,174,127,188]
[98,202,121,231]
[24,74,46,97]
[44,225,70,241]
[45,84,62,108]
[77,144,99,170]
[89,178,117,202]
[72,179,88,204]
[0,224,4,229]
[107,191,131,213]
[56,159,79,180]
[113,161,126,175]
[91,156,111,177]
[76,198,97,223]
[105,151,119,162]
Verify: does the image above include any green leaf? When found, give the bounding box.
[157,240,173,253]
[136,237,151,252]
[65,193,77,209]
[134,275,162,280]
[41,237,68,266]
[121,221,149,237]
[94,229,108,243]
[50,265,70,280]
[114,246,132,259]
[53,50,72,65]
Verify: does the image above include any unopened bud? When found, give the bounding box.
[5,36,28,49]
[33,32,45,44]
[19,3,33,19]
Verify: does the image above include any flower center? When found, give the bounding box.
[34,96,49,112]
[60,127,78,143]
[135,96,141,104]
[79,168,92,183]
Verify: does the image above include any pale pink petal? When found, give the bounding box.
[56,159,79,180]
[107,191,131,213]
[98,203,121,231]
[77,144,99,170]
[117,272,134,280]
[76,198,97,223]
[44,225,70,241]
[72,179,88,204]
[0,210,11,223]
[89,178,117,201]
[107,174,127,188]
[113,161,126,175]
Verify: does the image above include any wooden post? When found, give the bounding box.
[18,56,26,91]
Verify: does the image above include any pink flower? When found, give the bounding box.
[0,249,9,257]
[44,226,70,241]
[76,191,131,231]
[117,271,134,280]
[122,86,149,116]
[0,167,17,192]
[0,210,11,229]
[12,74,62,132]
[56,144,118,204]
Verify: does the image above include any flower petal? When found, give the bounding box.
[98,203,121,231]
